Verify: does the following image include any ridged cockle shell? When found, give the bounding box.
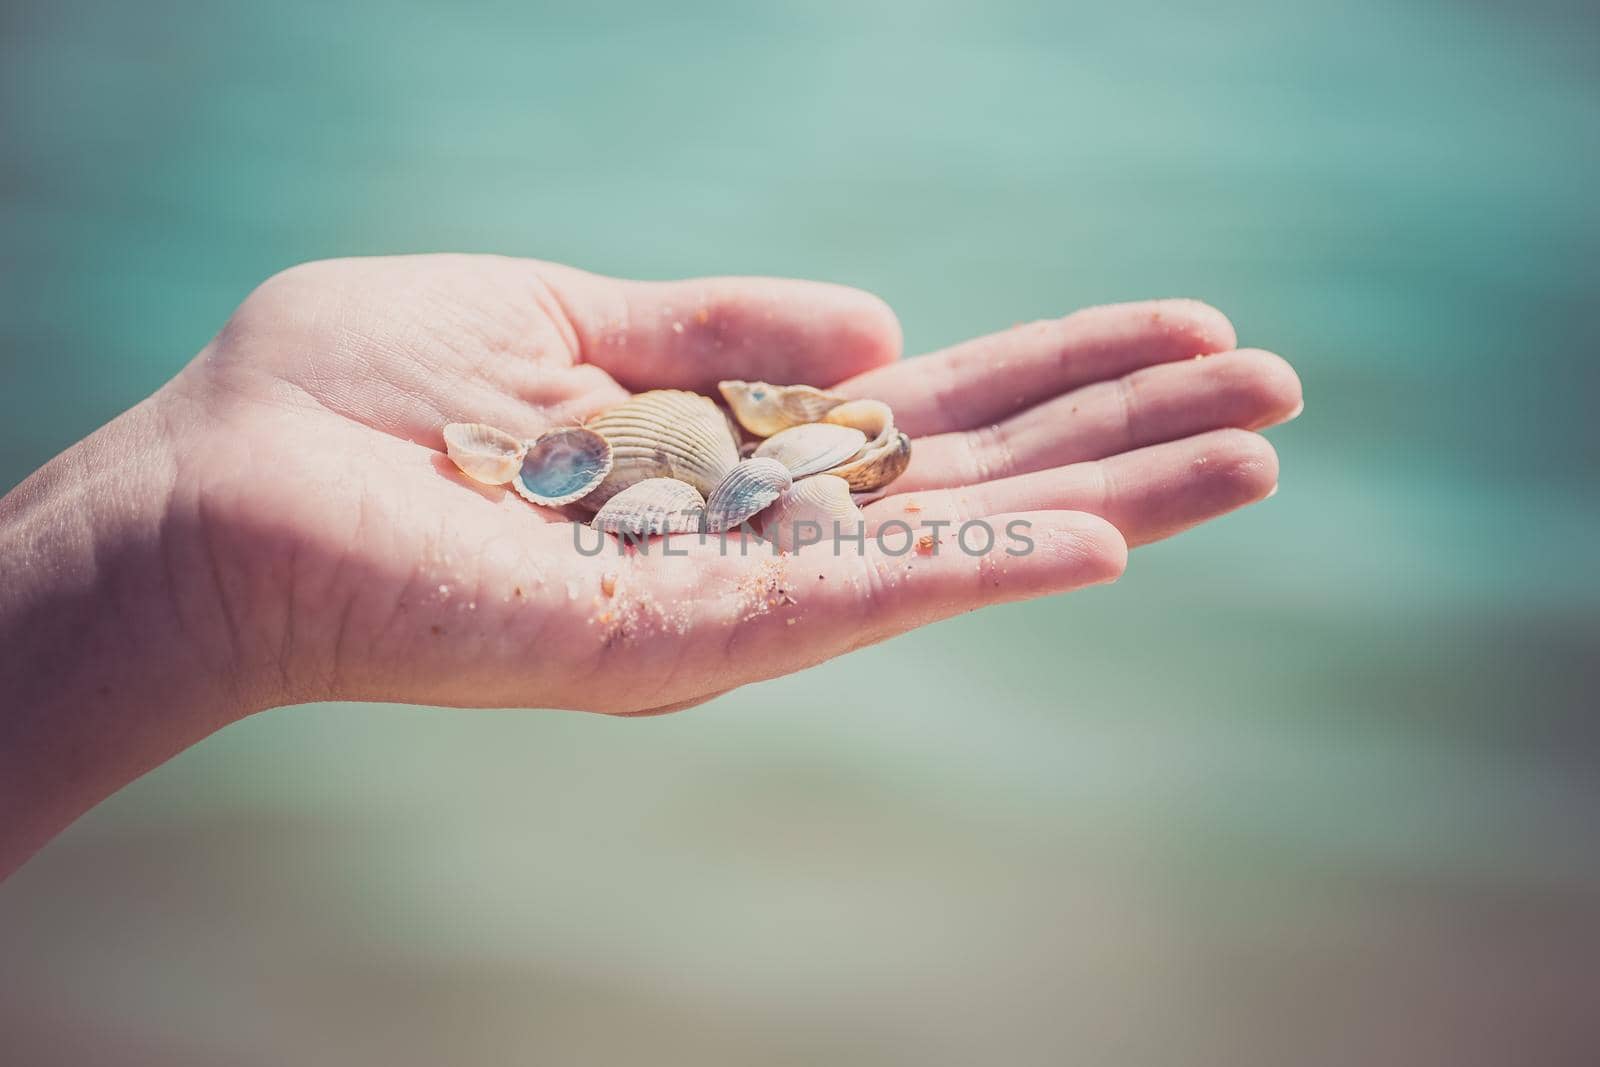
[704,457,793,533]
[590,477,706,537]
[759,475,866,552]
[585,390,740,507]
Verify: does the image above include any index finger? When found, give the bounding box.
[539,265,903,395]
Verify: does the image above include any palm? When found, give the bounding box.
[180,255,1298,715]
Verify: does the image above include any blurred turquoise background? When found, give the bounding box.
[2,0,1598,1063]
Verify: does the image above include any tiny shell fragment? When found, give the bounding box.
[444,422,525,485]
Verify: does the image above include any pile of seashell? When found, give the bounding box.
[442,381,911,550]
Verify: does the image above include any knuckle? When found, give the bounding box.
[1113,373,1142,448]
[246,259,338,306]
[969,422,1016,482]
[225,259,346,337]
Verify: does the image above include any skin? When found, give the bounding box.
[0,255,1302,878]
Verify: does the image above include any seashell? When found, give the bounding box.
[718,380,847,437]
[821,399,894,439]
[585,390,740,506]
[513,426,614,506]
[759,475,866,552]
[817,399,909,492]
[443,422,526,486]
[753,423,867,478]
[704,457,793,533]
[829,429,912,492]
[590,478,706,537]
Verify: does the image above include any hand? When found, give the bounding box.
[0,254,1301,874]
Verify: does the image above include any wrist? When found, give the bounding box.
[0,389,261,876]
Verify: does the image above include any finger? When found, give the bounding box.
[869,429,1279,548]
[538,264,903,395]
[582,510,1126,712]
[894,349,1302,493]
[613,690,733,718]
[797,508,1126,626]
[835,299,1236,436]
[331,500,1121,715]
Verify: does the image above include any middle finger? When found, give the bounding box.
[892,348,1302,494]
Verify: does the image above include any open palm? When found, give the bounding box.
[171,254,1298,716]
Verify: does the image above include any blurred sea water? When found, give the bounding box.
[2,0,1597,1063]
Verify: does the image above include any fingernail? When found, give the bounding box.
[1286,399,1304,420]
[1265,483,1279,499]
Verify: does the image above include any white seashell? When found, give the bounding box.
[513,426,614,506]
[829,429,911,492]
[590,478,706,537]
[585,390,740,506]
[718,380,847,437]
[753,423,867,478]
[820,399,909,491]
[443,422,526,485]
[821,399,894,439]
[759,475,866,552]
[704,457,793,533]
